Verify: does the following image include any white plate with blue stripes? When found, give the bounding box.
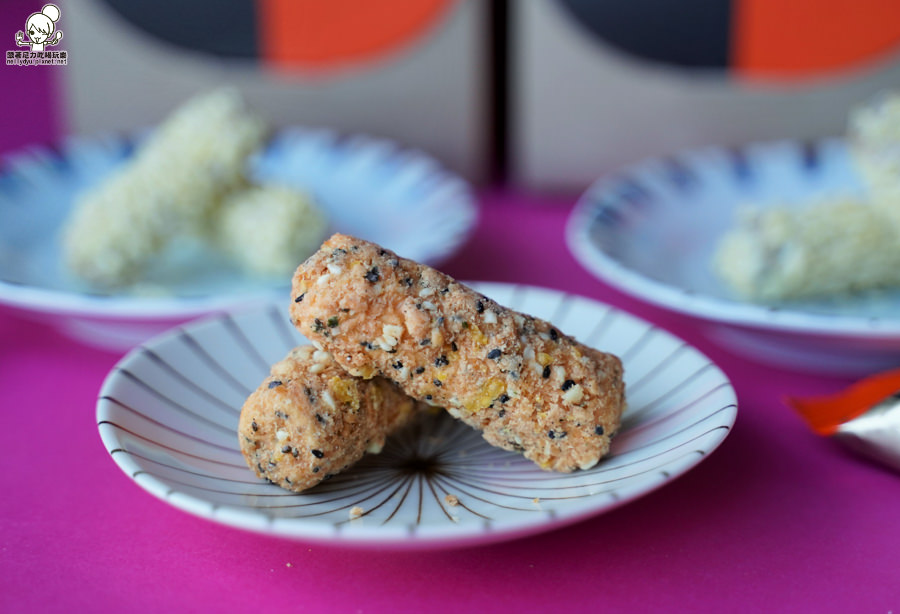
[0,128,476,350]
[567,139,900,375]
[96,282,737,550]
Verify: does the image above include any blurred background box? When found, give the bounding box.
[510,0,900,191]
[58,0,489,182]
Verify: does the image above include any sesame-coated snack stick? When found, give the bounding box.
[238,345,419,493]
[290,234,626,472]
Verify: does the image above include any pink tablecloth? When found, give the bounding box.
[2,189,899,613]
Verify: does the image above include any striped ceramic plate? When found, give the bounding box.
[96,282,737,549]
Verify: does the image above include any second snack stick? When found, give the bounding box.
[290,234,626,472]
[239,345,419,492]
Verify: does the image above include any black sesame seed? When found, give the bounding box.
[498,393,510,403]
[498,409,506,418]
[550,328,559,341]
[257,463,266,474]
[476,300,485,313]
[379,249,388,256]
[437,316,445,326]
[268,380,283,389]
[312,466,320,473]
[561,379,575,391]
[425,395,433,401]
[415,366,425,374]
[292,448,299,457]
[441,287,449,294]
[251,421,259,432]
[275,410,288,419]
[294,293,305,303]
[311,449,324,458]
[392,360,404,370]
[281,445,292,453]
[451,341,458,352]
[315,413,325,423]
[364,267,381,283]
[420,338,431,346]
[403,277,413,287]
[542,365,551,379]
[487,348,502,360]
[594,425,605,436]
[548,430,556,439]
[433,379,443,387]
[327,316,339,328]
[434,355,449,367]
[313,318,325,333]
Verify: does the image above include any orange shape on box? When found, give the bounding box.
[259,0,455,71]
[733,0,900,79]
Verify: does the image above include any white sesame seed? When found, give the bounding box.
[383,324,403,339]
[321,390,336,409]
[483,311,497,324]
[366,441,384,454]
[562,383,584,404]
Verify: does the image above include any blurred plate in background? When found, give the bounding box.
[566,138,900,376]
[0,127,476,350]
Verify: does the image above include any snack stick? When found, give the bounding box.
[215,184,328,277]
[713,198,900,302]
[63,88,268,286]
[239,345,419,493]
[290,234,626,472]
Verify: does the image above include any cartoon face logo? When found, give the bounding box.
[16,4,63,52]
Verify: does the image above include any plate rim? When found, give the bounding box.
[565,138,900,340]
[95,281,738,549]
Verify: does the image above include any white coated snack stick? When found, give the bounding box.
[215,184,328,277]
[62,88,268,286]
[713,198,900,301]
[848,91,900,227]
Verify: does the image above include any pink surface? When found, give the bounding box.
[2,190,900,613]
